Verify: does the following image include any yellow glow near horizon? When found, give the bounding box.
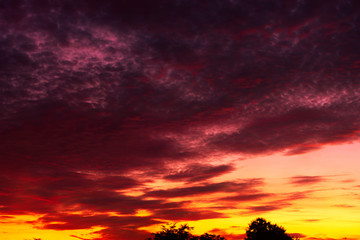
[0,215,105,240]
[140,142,360,240]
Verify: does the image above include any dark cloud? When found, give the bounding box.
[37,213,160,231]
[164,164,235,182]
[96,175,141,190]
[208,107,360,155]
[0,103,195,173]
[146,179,264,198]
[1,0,360,164]
[70,191,184,215]
[93,226,152,240]
[0,169,181,215]
[151,208,227,221]
[1,0,360,239]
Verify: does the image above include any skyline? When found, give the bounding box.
[1,1,360,240]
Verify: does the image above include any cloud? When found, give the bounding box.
[37,213,160,231]
[164,164,235,182]
[304,219,321,222]
[246,204,287,214]
[290,176,326,186]
[151,208,227,221]
[290,233,307,239]
[220,193,272,202]
[208,107,360,155]
[242,191,311,214]
[1,0,360,239]
[145,179,264,198]
[70,191,186,215]
[341,179,356,183]
[332,204,356,208]
[281,191,310,201]
[209,228,246,240]
[0,103,196,174]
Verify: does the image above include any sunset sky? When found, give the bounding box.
[1,1,360,240]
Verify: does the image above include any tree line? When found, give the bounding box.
[147,218,298,240]
[26,218,297,240]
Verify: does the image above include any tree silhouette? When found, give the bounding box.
[196,233,226,240]
[146,223,194,240]
[146,223,225,240]
[245,218,294,240]
[146,219,298,240]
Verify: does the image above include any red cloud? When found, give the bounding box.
[1,0,360,239]
[164,164,235,182]
[146,179,264,198]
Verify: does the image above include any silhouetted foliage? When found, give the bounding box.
[196,233,226,240]
[147,219,299,240]
[245,218,294,240]
[146,223,226,240]
[147,223,193,240]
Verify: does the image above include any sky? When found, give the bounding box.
[1,0,360,240]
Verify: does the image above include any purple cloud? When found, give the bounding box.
[164,164,235,182]
[146,179,264,198]
[1,0,360,239]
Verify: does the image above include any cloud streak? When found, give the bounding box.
[290,176,326,186]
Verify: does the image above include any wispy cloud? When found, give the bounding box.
[164,164,235,182]
[290,176,326,186]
